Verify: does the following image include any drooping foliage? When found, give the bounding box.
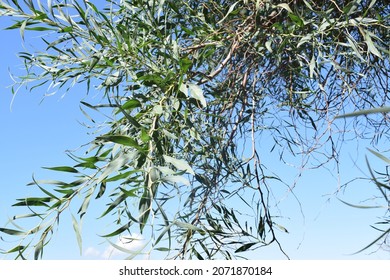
[0,0,389,259]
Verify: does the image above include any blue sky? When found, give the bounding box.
[0,7,389,260]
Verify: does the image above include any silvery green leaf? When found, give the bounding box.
[163,155,195,175]
[179,83,188,96]
[188,83,206,107]
[277,3,293,13]
[162,175,190,186]
[103,71,122,86]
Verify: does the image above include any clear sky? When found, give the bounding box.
[0,6,389,260]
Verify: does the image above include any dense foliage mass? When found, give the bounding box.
[0,0,389,259]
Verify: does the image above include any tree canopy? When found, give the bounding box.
[0,0,389,259]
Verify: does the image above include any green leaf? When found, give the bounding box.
[121,99,141,111]
[309,54,315,78]
[20,19,28,41]
[59,26,73,33]
[163,155,195,175]
[105,235,147,259]
[275,223,289,233]
[71,214,82,255]
[13,197,51,207]
[98,135,139,147]
[277,3,293,13]
[179,58,193,73]
[265,40,273,53]
[173,221,205,235]
[78,187,94,218]
[162,175,190,186]
[101,222,131,238]
[338,198,382,209]
[99,193,128,218]
[188,83,207,107]
[34,228,50,260]
[114,99,142,128]
[106,170,136,182]
[140,129,151,142]
[119,187,138,197]
[217,1,239,25]
[12,213,38,220]
[367,148,390,164]
[89,56,100,71]
[103,71,122,87]
[335,107,390,118]
[155,247,170,251]
[26,26,54,31]
[154,223,173,247]
[97,152,136,184]
[345,37,365,61]
[5,245,26,254]
[364,32,382,58]
[343,2,355,14]
[95,182,107,199]
[288,13,304,27]
[43,166,79,173]
[0,228,27,236]
[234,242,258,253]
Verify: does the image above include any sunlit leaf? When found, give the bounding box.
[364,32,382,58]
[173,221,205,235]
[163,155,195,175]
[335,107,390,118]
[338,198,382,209]
[98,135,139,147]
[188,83,207,107]
[367,148,390,164]
[71,213,82,255]
[121,99,141,111]
[138,189,152,232]
[277,3,293,13]
[162,175,190,186]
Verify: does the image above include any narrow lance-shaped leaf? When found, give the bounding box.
[235,242,258,253]
[163,155,195,175]
[96,152,135,184]
[335,107,390,118]
[173,221,206,235]
[367,148,390,164]
[78,187,95,218]
[34,227,51,260]
[188,83,207,107]
[138,189,152,232]
[338,198,382,209]
[13,197,52,207]
[98,135,140,148]
[42,166,79,173]
[71,213,82,255]
[353,228,390,254]
[0,228,28,236]
[100,221,132,238]
[99,193,128,218]
[364,31,382,58]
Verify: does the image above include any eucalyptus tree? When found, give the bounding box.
[0,0,389,259]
